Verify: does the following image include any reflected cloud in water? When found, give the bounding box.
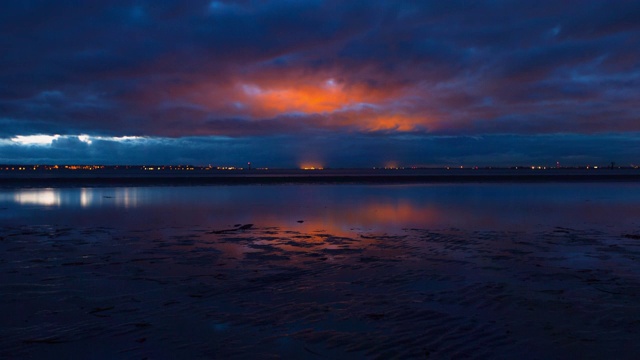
[12,189,61,206]
[79,188,139,208]
[7,188,139,209]
[1,184,639,233]
[80,188,91,208]
[113,188,138,209]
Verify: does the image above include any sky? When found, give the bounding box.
[1,0,639,168]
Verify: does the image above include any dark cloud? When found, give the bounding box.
[0,0,638,165]
[1,133,638,168]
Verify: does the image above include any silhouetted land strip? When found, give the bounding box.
[1,169,639,186]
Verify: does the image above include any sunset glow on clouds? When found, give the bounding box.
[1,1,639,166]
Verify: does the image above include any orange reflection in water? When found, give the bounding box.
[193,200,443,266]
[6,187,444,236]
[349,200,441,227]
[233,199,443,238]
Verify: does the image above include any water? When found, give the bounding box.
[1,183,639,233]
[2,183,640,358]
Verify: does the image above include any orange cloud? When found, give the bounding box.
[321,109,436,132]
[236,78,390,116]
[363,114,426,132]
[141,70,439,134]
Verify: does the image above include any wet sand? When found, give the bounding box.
[2,223,639,359]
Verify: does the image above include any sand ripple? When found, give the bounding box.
[1,225,639,358]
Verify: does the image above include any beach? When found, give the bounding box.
[1,183,640,358]
[5,0,639,357]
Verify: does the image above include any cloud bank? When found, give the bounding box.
[1,1,638,165]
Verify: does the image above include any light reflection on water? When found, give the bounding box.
[6,188,140,209]
[12,189,61,206]
[78,188,139,208]
[1,184,639,232]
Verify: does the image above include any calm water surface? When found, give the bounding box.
[1,183,639,233]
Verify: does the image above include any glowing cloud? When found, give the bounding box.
[78,135,92,144]
[7,134,146,147]
[238,79,375,115]
[11,135,61,145]
[256,86,336,113]
[361,114,427,132]
[93,136,145,142]
[2,1,637,166]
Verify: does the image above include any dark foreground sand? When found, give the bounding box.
[1,224,639,359]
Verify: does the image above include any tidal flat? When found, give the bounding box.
[1,184,639,359]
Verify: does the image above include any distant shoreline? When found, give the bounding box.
[1,168,640,186]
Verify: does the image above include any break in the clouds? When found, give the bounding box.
[1,1,639,166]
